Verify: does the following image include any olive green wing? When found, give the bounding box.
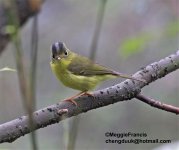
[67,55,146,83]
[68,55,116,76]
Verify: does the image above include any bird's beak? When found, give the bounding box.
[57,56,61,60]
[51,54,61,62]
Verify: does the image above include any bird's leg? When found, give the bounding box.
[63,91,85,106]
[81,92,94,97]
[63,91,94,106]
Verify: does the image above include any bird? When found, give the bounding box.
[50,42,146,106]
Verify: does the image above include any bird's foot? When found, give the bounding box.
[63,98,78,106]
[82,92,94,98]
[62,91,85,106]
[62,92,94,106]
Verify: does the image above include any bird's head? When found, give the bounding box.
[51,42,70,62]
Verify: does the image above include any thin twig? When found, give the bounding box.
[7,2,38,150]
[30,14,38,110]
[29,14,39,150]
[89,0,107,60]
[136,94,179,114]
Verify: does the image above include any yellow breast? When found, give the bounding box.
[50,61,99,91]
[50,62,116,92]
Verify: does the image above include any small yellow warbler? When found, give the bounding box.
[50,42,146,105]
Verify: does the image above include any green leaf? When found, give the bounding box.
[164,21,179,37]
[119,33,152,58]
[4,25,17,35]
[0,67,16,72]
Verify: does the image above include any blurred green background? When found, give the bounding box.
[0,0,179,150]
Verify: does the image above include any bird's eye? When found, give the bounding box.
[64,51,68,56]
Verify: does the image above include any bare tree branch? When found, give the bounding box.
[0,50,179,143]
[0,0,44,55]
[136,94,179,114]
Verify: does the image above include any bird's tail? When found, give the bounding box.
[112,71,146,83]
